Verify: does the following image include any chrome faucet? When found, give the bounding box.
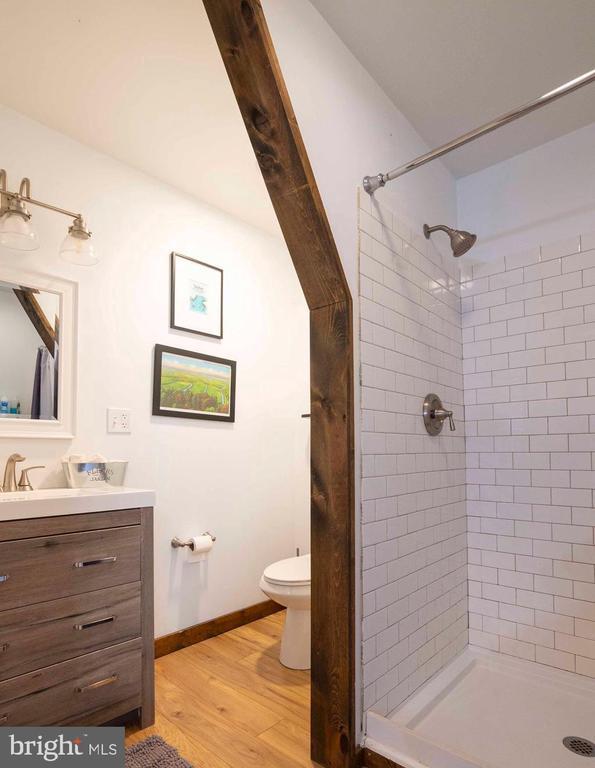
[1,454,25,492]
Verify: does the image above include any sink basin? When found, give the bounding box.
[0,488,85,502]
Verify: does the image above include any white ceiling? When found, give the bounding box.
[2,1,593,206]
[310,0,595,177]
[0,0,279,235]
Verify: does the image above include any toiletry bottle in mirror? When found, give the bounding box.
[0,395,8,414]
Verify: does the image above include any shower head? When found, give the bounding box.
[423,223,477,257]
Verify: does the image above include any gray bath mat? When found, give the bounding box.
[126,736,193,768]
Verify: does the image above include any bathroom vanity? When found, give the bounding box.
[0,488,154,728]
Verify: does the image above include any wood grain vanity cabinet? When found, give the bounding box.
[0,507,154,728]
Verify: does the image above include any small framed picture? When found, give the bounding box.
[170,252,223,339]
[152,345,236,422]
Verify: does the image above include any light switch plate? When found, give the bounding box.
[107,408,131,433]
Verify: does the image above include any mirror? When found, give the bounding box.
[0,280,60,420]
[0,266,76,439]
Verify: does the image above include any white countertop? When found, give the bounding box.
[0,486,155,522]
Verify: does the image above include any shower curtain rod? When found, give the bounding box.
[363,68,595,194]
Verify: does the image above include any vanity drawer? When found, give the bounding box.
[0,583,141,681]
[0,526,140,610]
[0,639,142,727]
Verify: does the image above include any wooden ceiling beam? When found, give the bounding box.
[202,3,356,767]
[13,288,56,357]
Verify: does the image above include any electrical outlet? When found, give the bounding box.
[107,408,131,434]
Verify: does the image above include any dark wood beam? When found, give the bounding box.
[202,2,356,767]
[310,301,355,768]
[13,288,56,357]
[202,0,350,313]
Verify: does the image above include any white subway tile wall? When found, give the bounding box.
[463,233,595,676]
[358,192,467,716]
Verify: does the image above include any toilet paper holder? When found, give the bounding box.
[171,532,216,550]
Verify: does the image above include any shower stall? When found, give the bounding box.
[359,68,595,768]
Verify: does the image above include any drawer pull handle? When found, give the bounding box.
[0,574,9,583]
[77,674,118,693]
[0,643,9,654]
[74,616,115,631]
[74,556,117,568]
[0,715,7,724]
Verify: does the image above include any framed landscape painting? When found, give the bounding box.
[170,252,223,339]
[152,344,236,422]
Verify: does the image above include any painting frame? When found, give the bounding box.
[152,344,236,422]
[170,252,223,339]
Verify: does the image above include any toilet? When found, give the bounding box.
[260,553,311,670]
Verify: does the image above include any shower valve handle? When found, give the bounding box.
[433,408,455,431]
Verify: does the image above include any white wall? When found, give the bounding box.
[457,123,595,263]
[262,0,457,295]
[359,193,467,718]
[0,105,309,637]
[462,228,595,676]
[457,119,595,674]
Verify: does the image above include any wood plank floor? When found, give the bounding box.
[126,611,314,767]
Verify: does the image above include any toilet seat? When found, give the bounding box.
[263,553,310,587]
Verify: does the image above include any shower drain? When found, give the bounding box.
[563,737,595,757]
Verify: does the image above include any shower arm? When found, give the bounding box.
[424,224,450,236]
[363,68,595,194]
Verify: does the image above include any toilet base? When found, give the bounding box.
[280,608,311,670]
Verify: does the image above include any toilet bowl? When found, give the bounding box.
[260,553,311,670]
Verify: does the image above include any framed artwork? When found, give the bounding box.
[152,344,236,422]
[170,252,223,339]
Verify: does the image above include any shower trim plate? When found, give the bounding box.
[423,393,455,435]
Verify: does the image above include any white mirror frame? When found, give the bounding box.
[0,265,77,439]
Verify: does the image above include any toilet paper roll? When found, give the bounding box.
[191,534,214,555]
[187,534,214,562]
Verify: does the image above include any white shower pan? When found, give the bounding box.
[366,646,595,768]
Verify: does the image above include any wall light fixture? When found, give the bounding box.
[0,168,97,265]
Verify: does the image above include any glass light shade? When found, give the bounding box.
[0,212,39,251]
[59,232,98,266]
